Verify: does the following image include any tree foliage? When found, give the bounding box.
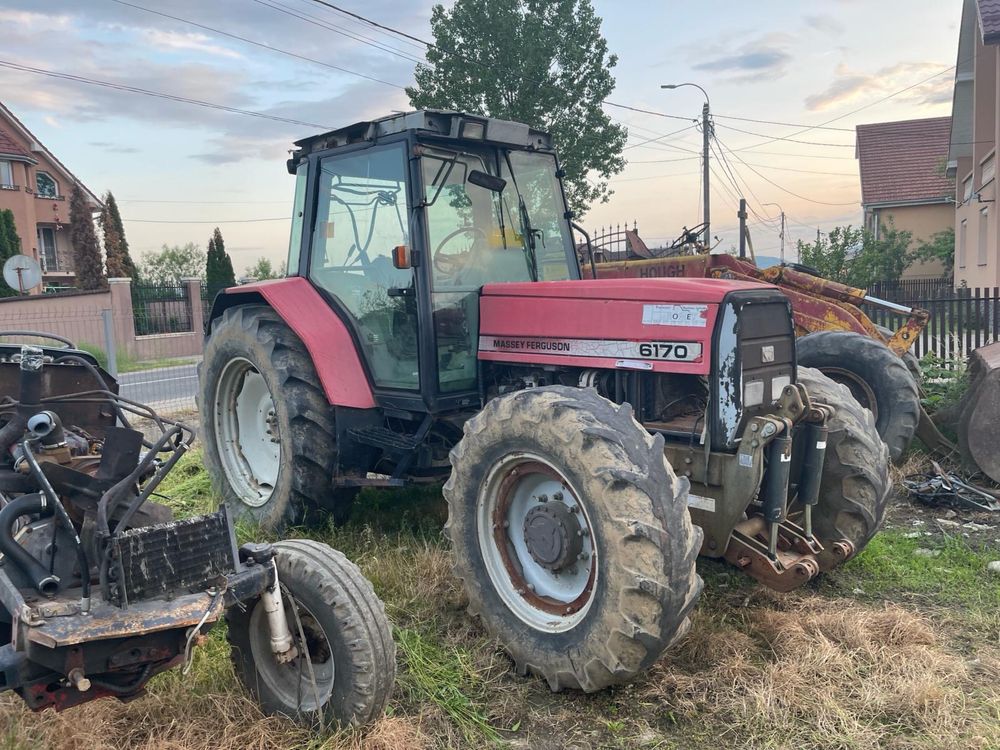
[69,184,107,291]
[0,209,21,297]
[796,222,912,287]
[243,257,284,281]
[406,0,626,216]
[910,227,954,276]
[137,243,205,286]
[98,191,136,279]
[205,226,235,293]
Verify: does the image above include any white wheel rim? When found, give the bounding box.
[248,593,335,711]
[476,452,598,633]
[214,357,280,508]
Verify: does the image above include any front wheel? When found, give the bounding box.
[791,368,892,569]
[226,540,395,728]
[444,386,702,692]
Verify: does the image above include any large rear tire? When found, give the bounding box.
[792,367,892,569]
[796,330,919,463]
[444,386,702,692]
[226,540,395,728]
[199,305,354,531]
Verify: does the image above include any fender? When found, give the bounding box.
[210,278,376,409]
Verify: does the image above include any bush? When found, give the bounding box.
[918,353,967,414]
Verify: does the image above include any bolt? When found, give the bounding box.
[751,439,759,448]
[751,423,759,432]
[553,491,564,501]
[578,552,589,561]
[684,457,692,464]
[565,606,573,614]
[580,529,590,538]
[536,494,548,503]
[684,470,692,477]
[502,520,509,529]
[527,583,535,591]
[67,668,90,693]
[569,505,580,514]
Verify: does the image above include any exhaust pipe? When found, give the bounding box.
[0,493,59,596]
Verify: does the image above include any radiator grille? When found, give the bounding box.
[108,508,238,607]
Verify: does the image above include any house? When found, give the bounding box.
[0,101,102,291]
[855,116,954,280]
[947,0,999,288]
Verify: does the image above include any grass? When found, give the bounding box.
[3,449,999,749]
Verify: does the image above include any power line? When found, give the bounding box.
[0,59,333,129]
[623,123,699,152]
[710,113,854,132]
[742,162,856,177]
[106,0,406,89]
[715,136,860,207]
[718,123,855,148]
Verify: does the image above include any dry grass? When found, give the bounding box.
[640,594,1000,750]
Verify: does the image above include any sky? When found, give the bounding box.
[0,0,964,271]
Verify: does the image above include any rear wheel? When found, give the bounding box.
[796,330,919,463]
[226,540,395,727]
[199,305,355,531]
[444,386,702,692]
[791,368,891,569]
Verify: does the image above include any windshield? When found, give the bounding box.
[422,147,576,290]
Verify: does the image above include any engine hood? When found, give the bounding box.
[481,277,775,303]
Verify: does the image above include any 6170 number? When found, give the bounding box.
[638,342,690,360]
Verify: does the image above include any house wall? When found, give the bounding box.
[0,116,80,291]
[954,33,1000,289]
[866,203,953,279]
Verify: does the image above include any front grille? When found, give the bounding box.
[108,508,239,607]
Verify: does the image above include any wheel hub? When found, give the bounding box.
[523,502,583,571]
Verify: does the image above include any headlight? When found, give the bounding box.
[771,375,791,401]
[744,379,765,407]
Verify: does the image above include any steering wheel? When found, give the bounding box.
[433,227,488,277]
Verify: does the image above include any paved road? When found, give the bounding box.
[119,362,199,407]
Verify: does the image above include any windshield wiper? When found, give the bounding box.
[503,152,539,282]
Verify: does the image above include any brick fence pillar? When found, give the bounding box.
[107,277,136,357]
[183,278,204,334]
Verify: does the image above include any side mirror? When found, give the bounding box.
[468,170,506,193]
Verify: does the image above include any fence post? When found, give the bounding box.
[107,277,136,359]
[183,278,205,335]
[101,308,118,378]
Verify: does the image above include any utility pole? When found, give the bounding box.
[702,102,711,251]
[738,198,747,259]
[662,82,711,250]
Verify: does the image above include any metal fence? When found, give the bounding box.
[0,280,204,415]
[865,280,998,361]
[131,283,193,336]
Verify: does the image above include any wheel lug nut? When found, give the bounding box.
[536,494,548,503]
[553,491,563,501]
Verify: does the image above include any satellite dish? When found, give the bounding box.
[3,255,42,293]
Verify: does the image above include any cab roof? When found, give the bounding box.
[291,110,554,161]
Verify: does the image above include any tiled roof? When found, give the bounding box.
[0,125,29,159]
[980,0,1000,44]
[855,116,954,206]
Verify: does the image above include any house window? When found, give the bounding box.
[35,171,57,198]
[959,219,967,269]
[964,175,974,203]
[0,161,12,187]
[978,207,989,266]
[983,153,996,187]
[37,226,58,271]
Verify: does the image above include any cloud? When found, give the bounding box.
[691,35,792,79]
[805,61,954,111]
[141,29,242,59]
[804,14,845,34]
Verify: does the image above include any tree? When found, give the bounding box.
[910,227,954,276]
[244,256,282,281]
[69,183,107,290]
[0,210,21,297]
[205,226,235,293]
[137,243,206,286]
[406,0,627,216]
[98,191,137,279]
[796,221,912,288]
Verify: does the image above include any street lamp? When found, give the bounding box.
[662,83,711,249]
[761,202,786,265]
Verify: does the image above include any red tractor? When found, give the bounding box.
[200,111,890,692]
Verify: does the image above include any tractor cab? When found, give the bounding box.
[286,110,581,407]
